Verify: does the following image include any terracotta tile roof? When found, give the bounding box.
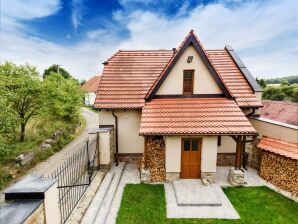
[94,50,174,109]
[81,76,101,92]
[206,50,261,107]
[261,100,298,126]
[140,98,257,135]
[258,136,298,160]
[94,30,260,109]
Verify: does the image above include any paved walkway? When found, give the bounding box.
[29,107,98,176]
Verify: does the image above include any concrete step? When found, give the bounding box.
[81,164,117,224]
[93,162,126,224]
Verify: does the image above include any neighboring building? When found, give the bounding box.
[81,76,101,106]
[261,100,298,126]
[249,100,298,143]
[94,30,263,182]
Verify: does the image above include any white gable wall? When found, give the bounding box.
[156,45,222,95]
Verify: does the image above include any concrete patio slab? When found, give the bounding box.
[173,180,222,206]
[165,183,240,219]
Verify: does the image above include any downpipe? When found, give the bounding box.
[112,110,119,166]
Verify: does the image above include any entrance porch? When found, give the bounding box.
[142,134,256,185]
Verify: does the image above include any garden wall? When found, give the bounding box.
[259,151,298,196]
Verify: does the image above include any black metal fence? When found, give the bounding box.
[48,135,100,224]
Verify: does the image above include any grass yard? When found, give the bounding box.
[0,115,86,191]
[117,184,298,224]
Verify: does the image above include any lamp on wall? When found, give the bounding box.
[187,56,193,63]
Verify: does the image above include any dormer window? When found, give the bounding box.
[183,70,194,95]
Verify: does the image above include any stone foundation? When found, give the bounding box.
[118,153,143,164]
[166,172,180,182]
[217,153,235,166]
[141,169,151,183]
[201,172,216,185]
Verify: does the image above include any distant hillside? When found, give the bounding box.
[265,76,298,84]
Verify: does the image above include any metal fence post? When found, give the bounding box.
[85,140,92,184]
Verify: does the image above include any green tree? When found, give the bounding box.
[44,73,83,121]
[256,78,267,89]
[43,64,72,80]
[0,62,44,142]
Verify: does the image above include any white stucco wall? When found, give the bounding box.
[250,117,298,143]
[84,92,96,106]
[156,45,222,95]
[164,136,218,174]
[98,110,144,153]
[217,136,236,153]
[99,131,111,165]
[201,136,218,173]
[165,136,181,173]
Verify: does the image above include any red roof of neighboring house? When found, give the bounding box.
[261,100,298,126]
[81,76,101,92]
[258,136,298,160]
[94,50,174,109]
[94,30,260,109]
[206,50,262,107]
[139,98,257,135]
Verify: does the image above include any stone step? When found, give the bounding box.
[81,164,117,224]
[93,162,126,224]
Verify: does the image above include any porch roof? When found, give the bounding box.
[139,98,257,135]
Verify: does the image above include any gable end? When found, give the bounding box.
[146,33,233,101]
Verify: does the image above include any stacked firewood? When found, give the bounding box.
[260,151,298,196]
[146,137,166,182]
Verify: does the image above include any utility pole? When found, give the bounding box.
[55,64,61,74]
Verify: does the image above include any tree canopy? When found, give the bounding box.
[44,73,84,121]
[0,62,44,141]
[43,64,72,80]
[0,62,83,142]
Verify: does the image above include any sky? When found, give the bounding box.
[0,0,297,81]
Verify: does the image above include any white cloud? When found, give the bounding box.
[0,0,297,80]
[71,0,85,30]
[2,0,61,20]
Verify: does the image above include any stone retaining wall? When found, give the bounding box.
[260,151,298,196]
[216,153,235,166]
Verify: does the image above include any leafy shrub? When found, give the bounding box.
[0,143,15,157]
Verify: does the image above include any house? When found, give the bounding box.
[94,30,263,183]
[81,75,101,106]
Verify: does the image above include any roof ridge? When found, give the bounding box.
[117,49,172,51]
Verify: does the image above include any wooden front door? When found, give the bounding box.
[181,138,201,179]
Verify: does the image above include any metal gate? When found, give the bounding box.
[48,135,100,223]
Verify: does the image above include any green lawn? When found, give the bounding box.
[117,184,298,224]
